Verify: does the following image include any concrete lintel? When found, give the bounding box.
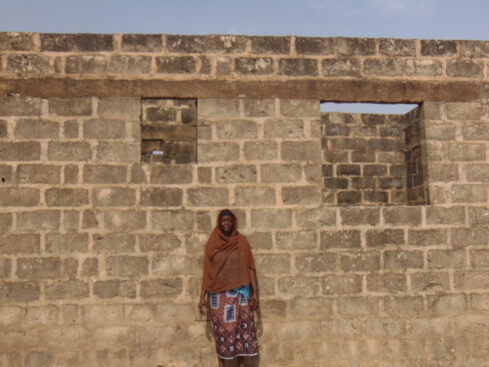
[0,78,482,102]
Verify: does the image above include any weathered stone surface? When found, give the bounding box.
[244,140,278,161]
[282,186,321,205]
[6,55,51,74]
[379,39,415,56]
[198,142,239,162]
[83,165,126,184]
[296,37,333,55]
[17,210,60,231]
[251,209,292,229]
[187,187,228,207]
[121,34,162,52]
[321,230,361,249]
[48,142,91,161]
[215,120,257,140]
[140,278,183,298]
[421,40,457,56]
[235,186,275,206]
[281,141,321,161]
[234,57,274,74]
[279,58,318,76]
[335,37,376,56]
[0,32,34,51]
[141,188,183,207]
[261,163,302,183]
[45,280,89,300]
[45,188,88,207]
[0,188,39,206]
[156,56,196,73]
[93,280,136,298]
[106,256,148,277]
[0,142,41,161]
[103,210,146,231]
[251,36,290,54]
[14,119,59,139]
[40,33,113,52]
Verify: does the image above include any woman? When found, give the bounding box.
[199,209,259,367]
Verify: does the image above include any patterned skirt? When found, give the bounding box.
[208,288,258,360]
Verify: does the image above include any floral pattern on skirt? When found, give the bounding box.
[208,289,258,360]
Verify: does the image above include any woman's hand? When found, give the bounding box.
[199,297,207,315]
[250,294,259,310]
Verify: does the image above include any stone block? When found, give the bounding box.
[384,250,424,270]
[447,59,484,78]
[296,207,337,228]
[340,251,381,272]
[16,257,61,279]
[0,32,34,50]
[49,98,92,116]
[364,58,404,76]
[322,58,361,77]
[279,58,318,76]
[0,141,41,161]
[103,210,146,231]
[246,232,272,250]
[0,97,42,116]
[445,103,482,120]
[321,230,361,249]
[234,57,274,74]
[470,294,489,311]
[255,254,291,274]
[421,40,457,56]
[45,188,88,207]
[405,59,443,76]
[40,33,113,52]
[140,278,183,298]
[197,142,239,162]
[251,209,292,229]
[454,314,489,335]
[151,210,194,230]
[470,249,489,268]
[47,142,91,161]
[45,280,89,300]
[451,184,487,203]
[140,188,183,207]
[24,351,55,367]
[408,229,447,246]
[244,140,278,160]
[0,234,40,254]
[277,276,320,296]
[340,207,380,226]
[0,281,40,302]
[427,294,467,314]
[81,257,98,277]
[63,165,78,184]
[335,37,376,56]
[466,164,489,181]
[216,165,257,183]
[96,142,139,163]
[156,56,196,73]
[0,213,12,233]
[23,305,59,325]
[187,187,228,207]
[215,120,257,140]
[243,99,275,117]
[93,233,135,253]
[83,119,126,139]
[322,274,363,295]
[410,272,450,292]
[251,36,290,54]
[167,34,247,54]
[90,327,134,347]
[367,273,407,293]
[295,253,336,273]
[152,256,194,277]
[93,280,136,299]
[451,227,489,249]
[383,206,422,225]
[108,55,151,74]
[84,304,124,324]
[82,210,99,229]
[447,142,486,161]
[379,39,415,56]
[338,297,379,316]
[83,165,127,184]
[281,140,321,161]
[235,186,275,206]
[105,256,148,277]
[296,37,334,55]
[6,54,50,74]
[44,233,88,254]
[428,164,459,182]
[16,165,59,184]
[260,163,302,183]
[282,186,321,205]
[455,271,489,290]
[275,230,317,250]
[280,99,319,117]
[97,97,140,119]
[469,207,489,226]
[17,210,60,230]
[0,188,39,206]
[198,99,240,118]
[426,206,466,225]
[149,165,192,184]
[0,259,11,278]
[14,119,59,139]
[92,187,136,207]
[264,119,304,138]
[0,120,7,138]
[121,34,162,52]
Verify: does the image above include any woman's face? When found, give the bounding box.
[219,215,234,234]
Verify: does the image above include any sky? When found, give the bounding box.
[1,0,488,114]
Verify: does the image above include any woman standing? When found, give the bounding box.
[199,209,259,367]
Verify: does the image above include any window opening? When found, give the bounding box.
[320,102,427,206]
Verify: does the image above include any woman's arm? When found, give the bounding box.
[198,288,207,315]
[249,268,259,310]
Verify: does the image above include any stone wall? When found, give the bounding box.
[0,33,489,367]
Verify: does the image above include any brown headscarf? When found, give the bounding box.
[201,209,256,293]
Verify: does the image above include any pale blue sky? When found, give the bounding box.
[1,0,487,114]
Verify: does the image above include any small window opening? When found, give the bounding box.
[320,102,427,206]
[141,98,197,164]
